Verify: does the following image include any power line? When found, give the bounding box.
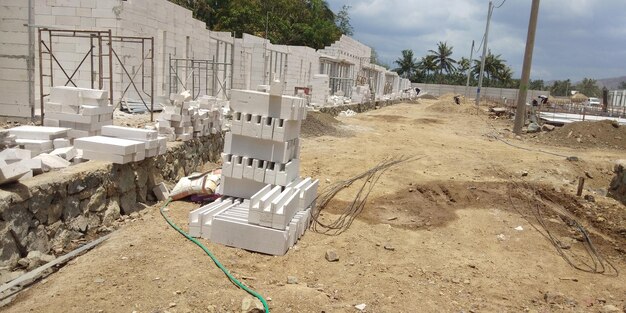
[494,0,506,8]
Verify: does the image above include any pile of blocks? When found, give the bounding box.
[309,74,330,107]
[74,125,167,164]
[157,91,225,142]
[9,125,70,157]
[188,81,318,255]
[43,86,114,139]
[351,85,371,104]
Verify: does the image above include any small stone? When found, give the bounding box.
[287,276,298,284]
[355,303,366,311]
[408,188,414,192]
[463,279,470,284]
[611,120,620,128]
[542,124,555,131]
[94,277,105,284]
[544,291,567,305]
[387,216,398,221]
[175,290,182,295]
[566,156,579,162]
[384,243,395,251]
[451,278,461,284]
[521,171,529,177]
[585,171,594,179]
[514,226,524,231]
[584,194,595,202]
[241,295,264,312]
[496,234,506,241]
[325,250,339,262]
[168,302,176,308]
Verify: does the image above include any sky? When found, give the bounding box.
[326,0,626,82]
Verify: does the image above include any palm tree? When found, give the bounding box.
[472,50,505,86]
[417,55,437,83]
[393,49,418,79]
[428,41,457,75]
[457,57,471,73]
[494,66,513,87]
[576,78,601,97]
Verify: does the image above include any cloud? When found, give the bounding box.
[327,0,626,81]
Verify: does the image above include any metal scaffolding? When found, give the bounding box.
[38,28,155,121]
[169,37,234,100]
[320,57,354,97]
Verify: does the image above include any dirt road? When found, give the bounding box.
[3,99,625,313]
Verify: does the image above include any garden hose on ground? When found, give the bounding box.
[159,198,270,312]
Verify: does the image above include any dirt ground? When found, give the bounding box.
[3,99,626,313]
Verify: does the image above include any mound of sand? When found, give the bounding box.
[301,111,352,137]
[426,93,483,115]
[537,120,625,149]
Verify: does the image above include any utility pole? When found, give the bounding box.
[513,0,541,134]
[465,40,474,101]
[475,1,493,107]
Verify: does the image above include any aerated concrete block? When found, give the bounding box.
[9,125,69,140]
[74,136,144,155]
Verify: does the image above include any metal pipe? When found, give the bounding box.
[38,28,44,124]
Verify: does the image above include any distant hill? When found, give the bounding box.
[596,76,626,90]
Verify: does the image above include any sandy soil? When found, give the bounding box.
[2,100,625,313]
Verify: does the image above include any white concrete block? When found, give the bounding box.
[264,161,277,185]
[74,136,144,155]
[33,154,71,170]
[219,176,267,199]
[243,157,256,180]
[46,112,99,124]
[272,119,300,142]
[9,125,69,140]
[153,182,170,201]
[101,125,158,141]
[261,116,275,140]
[275,159,300,186]
[224,133,298,163]
[231,155,244,179]
[81,149,134,164]
[43,119,60,127]
[0,160,30,185]
[50,146,77,161]
[253,159,267,183]
[0,148,31,163]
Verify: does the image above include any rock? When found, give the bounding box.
[287,276,298,284]
[584,194,595,203]
[527,122,540,133]
[576,137,582,143]
[241,296,264,312]
[521,171,529,177]
[542,124,556,131]
[94,277,105,283]
[544,291,567,305]
[116,167,136,193]
[585,171,594,179]
[62,196,81,221]
[566,156,579,162]
[26,251,55,270]
[69,215,89,233]
[384,243,395,251]
[103,197,121,226]
[600,304,621,313]
[355,303,367,311]
[325,250,339,262]
[17,258,29,268]
[84,187,107,212]
[496,234,506,241]
[611,120,620,128]
[119,191,138,215]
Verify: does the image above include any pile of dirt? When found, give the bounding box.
[425,93,482,115]
[301,110,351,137]
[419,94,438,100]
[535,120,626,149]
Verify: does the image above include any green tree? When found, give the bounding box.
[428,41,457,75]
[576,78,601,97]
[549,79,571,96]
[472,50,505,87]
[335,5,353,36]
[393,49,417,79]
[417,55,437,83]
[618,81,626,90]
[457,57,471,73]
[529,79,545,90]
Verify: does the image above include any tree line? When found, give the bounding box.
[394,42,607,97]
[168,0,353,50]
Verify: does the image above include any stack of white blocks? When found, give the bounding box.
[74,126,166,164]
[43,86,114,140]
[351,85,371,104]
[9,125,69,156]
[158,92,227,142]
[188,81,319,255]
[310,74,330,107]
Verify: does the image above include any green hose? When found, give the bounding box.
[159,198,270,312]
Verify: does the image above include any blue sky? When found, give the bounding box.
[326,0,626,81]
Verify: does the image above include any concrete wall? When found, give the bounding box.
[0,134,223,269]
[412,83,549,102]
[0,0,33,118]
[0,0,405,119]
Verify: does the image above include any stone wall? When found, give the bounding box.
[0,134,223,269]
[318,100,403,116]
[609,160,626,205]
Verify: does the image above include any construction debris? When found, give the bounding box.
[157,91,225,142]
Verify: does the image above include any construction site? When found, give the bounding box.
[1,1,626,313]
